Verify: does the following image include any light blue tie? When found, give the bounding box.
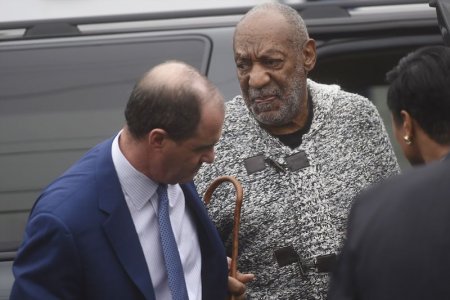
[157,184,189,300]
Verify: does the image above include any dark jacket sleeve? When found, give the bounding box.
[11,213,82,300]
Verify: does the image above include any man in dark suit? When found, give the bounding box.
[11,61,253,300]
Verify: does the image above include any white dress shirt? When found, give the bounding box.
[111,132,202,300]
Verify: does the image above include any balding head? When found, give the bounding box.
[125,60,224,141]
[234,2,309,51]
[142,61,203,91]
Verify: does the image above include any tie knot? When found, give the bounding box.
[157,183,168,195]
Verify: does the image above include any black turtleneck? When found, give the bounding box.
[275,92,313,149]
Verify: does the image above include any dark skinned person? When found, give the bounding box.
[387,45,450,166]
[195,3,399,299]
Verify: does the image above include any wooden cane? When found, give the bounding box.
[203,175,243,279]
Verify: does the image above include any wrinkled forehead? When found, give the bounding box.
[234,28,297,58]
[234,10,295,50]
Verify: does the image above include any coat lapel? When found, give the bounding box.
[96,138,155,300]
[181,182,228,299]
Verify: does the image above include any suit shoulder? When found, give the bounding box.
[31,139,114,222]
[354,160,450,211]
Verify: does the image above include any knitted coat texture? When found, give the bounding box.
[195,80,400,300]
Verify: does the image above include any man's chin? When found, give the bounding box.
[179,171,199,184]
[253,112,282,126]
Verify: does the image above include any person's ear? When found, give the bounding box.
[400,110,414,138]
[302,38,317,72]
[148,129,168,149]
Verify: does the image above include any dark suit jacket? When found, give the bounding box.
[11,138,228,300]
[328,156,450,300]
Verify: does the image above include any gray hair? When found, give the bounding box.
[237,2,309,49]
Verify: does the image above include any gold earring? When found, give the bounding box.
[403,135,412,145]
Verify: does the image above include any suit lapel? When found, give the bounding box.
[96,138,155,300]
[102,200,155,300]
[181,182,221,256]
[181,182,228,299]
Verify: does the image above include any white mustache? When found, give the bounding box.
[249,87,281,100]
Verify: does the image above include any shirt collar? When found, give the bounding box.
[112,131,158,210]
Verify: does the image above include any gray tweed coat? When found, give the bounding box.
[195,79,400,300]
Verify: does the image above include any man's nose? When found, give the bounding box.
[248,64,270,88]
[202,148,215,164]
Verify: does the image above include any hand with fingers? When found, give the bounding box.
[227,257,255,300]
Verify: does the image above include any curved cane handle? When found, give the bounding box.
[203,175,243,279]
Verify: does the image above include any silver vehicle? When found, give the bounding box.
[0,0,449,298]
